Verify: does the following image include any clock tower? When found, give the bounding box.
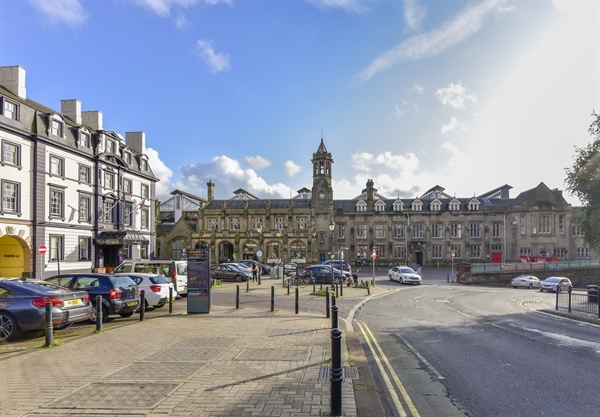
[311,136,333,215]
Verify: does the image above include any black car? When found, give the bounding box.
[300,265,344,284]
[44,273,139,323]
[210,264,251,282]
[0,278,92,341]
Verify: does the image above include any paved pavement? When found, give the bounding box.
[0,275,391,417]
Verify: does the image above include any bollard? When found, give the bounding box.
[326,287,330,318]
[271,286,275,312]
[320,284,323,291]
[246,278,249,292]
[335,283,339,298]
[367,285,371,295]
[331,304,339,331]
[447,273,449,283]
[139,290,146,321]
[313,284,316,294]
[169,286,173,314]
[236,285,240,309]
[331,294,336,307]
[340,280,343,297]
[45,301,53,346]
[295,287,299,314]
[258,273,261,286]
[287,282,290,295]
[330,323,343,416]
[568,286,572,313]
[95,295,103,332]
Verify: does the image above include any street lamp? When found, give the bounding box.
[329,219,335,286]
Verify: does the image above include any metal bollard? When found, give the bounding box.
[96,295,103,332]
[169,286,173,314]
[271,286,275,312]
[287,282,290,295]
[258,273,261,286]
[331,294,336,307]
[326,287,330,318]
[139,290,146,321]
[330,319,343,416]
[45,301,53,346]
[335,283,339,298]
[295,287,299,314]
[313,284,316,294]
[367,285,371,295]
[331,304,339,331]
[236,285,240,309]
[246,278,249,292]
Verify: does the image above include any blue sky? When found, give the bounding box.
[1,0,598,205]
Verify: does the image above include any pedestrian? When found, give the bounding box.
[252,264,259,282]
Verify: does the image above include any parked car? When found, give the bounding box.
[300,265,344,284]
[238,260,271,275]
[539,276,573,293]
[0,278,92,341]
[356,259,367,267]
[113,260,188,296]
[321,260,352,276]
[511,275,541,289]
[388,266,422,285]
[223,262,252,275]
[210,264,251,282]
[113,273,176,309]
[44,273,140,323]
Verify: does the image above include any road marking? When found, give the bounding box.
[356,320,421,417]
[398,335,445,380]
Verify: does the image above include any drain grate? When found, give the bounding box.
[319,366,359,380]
[43,382,180,409]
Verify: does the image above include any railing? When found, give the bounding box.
[556,287,600,318]
[471,260,600,274]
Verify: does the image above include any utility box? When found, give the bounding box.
[187,248,211,314]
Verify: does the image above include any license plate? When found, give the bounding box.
[126,301,138,307]
[184,285,187,291]
[63,299,82,307]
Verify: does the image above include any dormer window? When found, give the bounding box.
[2,98,19,121]
[393,199,403,212]
[430,199,441,211]
[124,152,131,164]
[411,200,423,212]
[140,159,148,171]
[356,200,367,212]
[449,199,460,211]
[374,200,386,212]
[106,140,115,154]
[468,199,480,211]
[50,117,64,137]
[79,131,90,148]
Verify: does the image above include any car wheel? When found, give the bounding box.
[528,283,533,289]
[235,274,242,282]
[55,323,73,330]
[119,311,135,318]
[539,289,543,292]
[512,285,517,289]
[0,312,20,341]
[154,303,165,308]
[89,305,110,323]
[389,274,393,281]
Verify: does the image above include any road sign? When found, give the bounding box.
[451,250,455,258]
[372,249,376,259]
[256,250,263,258]
[38,245,47,255]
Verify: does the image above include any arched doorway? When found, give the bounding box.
[218,241,234,263]
[0,235,31,278]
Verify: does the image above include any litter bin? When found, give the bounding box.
[587,284,599,303]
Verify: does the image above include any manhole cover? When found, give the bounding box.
[105,361,207,381]
[171,337,240,348]
[43,382,180,409]
[235,348,310,361]
[142,347,222,362]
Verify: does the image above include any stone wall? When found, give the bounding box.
[461,267,600,289]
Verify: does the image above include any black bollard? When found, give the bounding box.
[271,286,275,312]
[331,304,338,331]
[295,287,299,314]
[236,285,240,309]
[313,284,316,294]
[326,287,330,318]
[340,280,343,297]
[139,290,146,321]
[287,282,290,295]
[96,295,103,332]
[246,278,249,292]
[169,286,173,314]
[331,294,336,307]
[258,273,261,286]
[335,283,339,298]
[367,285,371,295]
[45,301,53,346]
[330,323,343,416]
[447,273,449,283]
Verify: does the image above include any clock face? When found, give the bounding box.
[319,191,325,199]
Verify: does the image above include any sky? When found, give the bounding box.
[1,0,599,206]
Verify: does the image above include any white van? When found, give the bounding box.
[113,260,188,296]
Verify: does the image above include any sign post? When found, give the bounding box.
[451,250,455,283]
[372,249,376,283]
[38,245,47,279]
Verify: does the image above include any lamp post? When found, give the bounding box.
[329,219,335,287]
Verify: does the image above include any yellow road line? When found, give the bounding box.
[356,320,421,417]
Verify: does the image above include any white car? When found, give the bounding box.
[114,273,176,309]
[388,266,422,285]
[511,275,540,289]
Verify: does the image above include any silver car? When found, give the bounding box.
[539,276,572,293]
[511,275,540,289]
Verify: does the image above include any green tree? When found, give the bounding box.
[565,111,600,251]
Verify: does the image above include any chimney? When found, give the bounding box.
[207,180,215,202]
[125,132,145,154]
[366,179,375,201]
[0,65,26,99]
[82,111,103,130]
[61,99,81,124]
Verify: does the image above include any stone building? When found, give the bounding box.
[158,138,596,267]
[0,65,158,278]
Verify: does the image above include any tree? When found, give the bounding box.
[565,111,600,251]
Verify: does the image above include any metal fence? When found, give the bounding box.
[471,260,600,274]
[555,287,600,318]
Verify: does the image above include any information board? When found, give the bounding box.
[187,248,211,314]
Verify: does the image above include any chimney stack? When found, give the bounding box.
[0,65,26,99]
[61,99,82,124]
[126,132,145,154]
[82,111,103,130]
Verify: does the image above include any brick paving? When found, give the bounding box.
[0,278,390,417]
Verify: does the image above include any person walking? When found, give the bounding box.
[252,263,259,282]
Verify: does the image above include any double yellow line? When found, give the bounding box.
[355,320,421,417]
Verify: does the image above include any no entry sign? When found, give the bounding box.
[38,245,47,255]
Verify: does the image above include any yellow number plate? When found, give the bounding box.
[127,301,138,307]
[63,299,82,307]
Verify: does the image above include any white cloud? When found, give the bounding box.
[196,39,231,73]
[403,0,426,31]
[436,82,477,109]
[145,147,174,201]
[306,0,368,14]
[356,0,507,83]
[412,83,425,95]
[394,99,410,119]
[441,116,467,134]
[27,0,87,26]
[284,160,302,177]
[439,141,465,168]
[245,155,271,169]
[135,0,199,18]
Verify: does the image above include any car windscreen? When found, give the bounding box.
[149,275,170,284]
[400,268,416,274]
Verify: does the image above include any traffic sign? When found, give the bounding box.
[372,249,376,259]
[451,250,455,258]
[38,245,47,255]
